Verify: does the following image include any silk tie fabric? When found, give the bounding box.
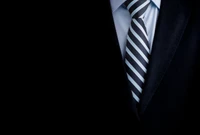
[124,0,151,104]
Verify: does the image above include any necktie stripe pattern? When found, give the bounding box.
[125,0,150,18]
[133,19,148,39]
[124,0,150,103]
[127,26,150,58]
[125,52,146,75]
[131,21,149,47]
[127,35,149,63]
[126,47,147,73]
[126,62,144,84]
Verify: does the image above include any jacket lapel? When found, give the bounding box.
[139,0,192,114]
[107,1,141,118]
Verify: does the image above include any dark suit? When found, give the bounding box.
[68,0,200,134]
[33,0,199,134]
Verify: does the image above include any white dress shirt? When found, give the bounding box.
[110,0,161,58]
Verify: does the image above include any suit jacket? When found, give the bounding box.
[32,0,199,134]
[68,0,199,134]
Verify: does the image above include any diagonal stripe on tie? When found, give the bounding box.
[125,0,150,18]
[130,0,150,18]
[127,35,149,63]
[131,20,149,47]
[129,23,150,53]
[133,19,148,39]
[124,0,150,103]
[126,42,149,67]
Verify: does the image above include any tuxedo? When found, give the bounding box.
[33,0,200,134]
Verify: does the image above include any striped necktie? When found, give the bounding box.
[124,0,150,104]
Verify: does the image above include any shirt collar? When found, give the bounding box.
[152,0,161,9]
[110,0,161,13]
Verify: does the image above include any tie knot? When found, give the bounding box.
[124,0,150,18]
